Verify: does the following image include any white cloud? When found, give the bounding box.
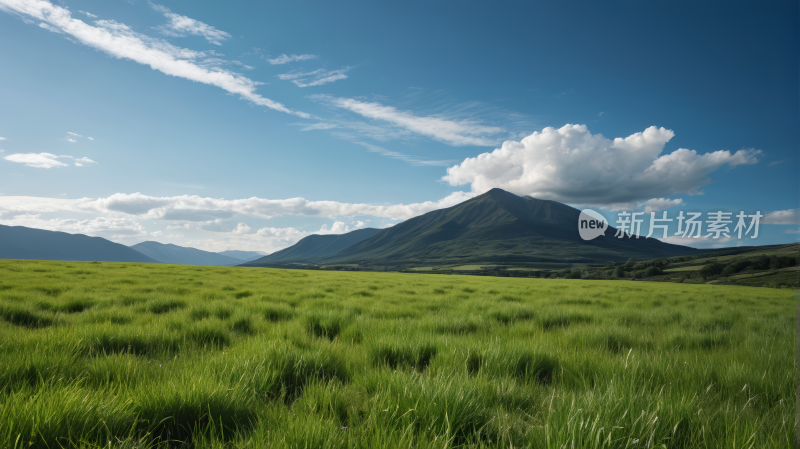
[0,137,6,140]
[267,54,318,65]
[78,10,96,18]
[609,197,685,213]
[768,159,788,167]
[318,220,367,234]
[278,68,351,87]
[0,214,145,238]
[442,124,761,206]
[4,152,68,168]
[300,122,339,131]
[0,0,309,118]
[310,95,504,146]
[84,190,476,221]
[67,131,82,136]
[232,222,252,234]
[150,3,231,46]
[639,198,684,213]
[67,138,77,142]
[3,152,97,168]
[762,209,800,225]
[87,137,94,140]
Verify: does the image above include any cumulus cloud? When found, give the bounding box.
[762,209,800,225]
[442,124,761,207]
[150,3,231,46]
[75,157,98,164]
[4,152,68,168]
[0,0,309,118]
[232,222,252,234]
[278,68,350,87]
[67,138,77,142]
[318,220,367,234]
[267,54,318,65]
[310,95,504,146]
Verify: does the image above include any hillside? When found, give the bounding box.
[0,225,156,263]
[130,241,244,266]
[325,189,695,265]
[246,228,381,265]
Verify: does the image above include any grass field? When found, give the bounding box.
[0,259,794,448]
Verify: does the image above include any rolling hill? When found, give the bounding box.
[246,188,697,267]
[130,241,245,266]
[0,225,157,263]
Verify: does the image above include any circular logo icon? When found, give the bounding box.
[578,209,608,240]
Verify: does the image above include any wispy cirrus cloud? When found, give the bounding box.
[310,95,505,146]
[67,131,82,137]
[267,54,318,65]
[78,10,96,18]
[278,67,351,87]
[0,0,310,118]
[150,3,231,46]
[3,152,97,168]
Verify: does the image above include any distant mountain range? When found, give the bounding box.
[130,241,253,266]
[244,188,698,267]
[0,224,157,263]
[217,250,267,261]
[0,189,700,267]
[0,225,267,265]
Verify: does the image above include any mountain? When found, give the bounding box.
[130,241,245,266]
[217,250,267,261]
[246,188,697,267]
[0,225,157,263]
[245,228,382,265]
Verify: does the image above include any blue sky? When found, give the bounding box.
[0,0,797,253]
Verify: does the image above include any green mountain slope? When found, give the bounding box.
[245,228,382,265]
[259,189,696,266]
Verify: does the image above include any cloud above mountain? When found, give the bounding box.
[442,124,761,207]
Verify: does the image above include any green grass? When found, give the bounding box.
[0,259,793,448]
